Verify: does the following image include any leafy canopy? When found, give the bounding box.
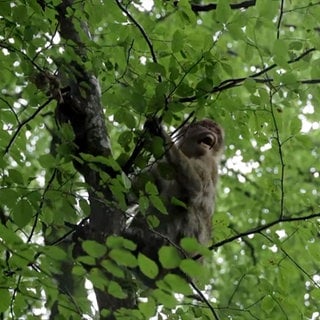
[0,0,320,319]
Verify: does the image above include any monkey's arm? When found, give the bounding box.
[159,128,203,194]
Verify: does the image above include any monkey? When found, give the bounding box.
[125,118,224,267]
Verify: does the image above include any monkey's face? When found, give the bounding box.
[177,119,224,158]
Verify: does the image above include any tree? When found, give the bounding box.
[0,0,320,319]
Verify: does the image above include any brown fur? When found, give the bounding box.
[151,119,224,246]
[124,119,224,283]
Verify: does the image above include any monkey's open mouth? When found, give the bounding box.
[199,135,215,148]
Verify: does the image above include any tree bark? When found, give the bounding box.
[53,1,136,318]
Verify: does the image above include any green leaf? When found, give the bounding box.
[0,2,11,16]
[109,179,127,210]
[88,268,109,291]
[279,72,297,86]
[179,259,205,279]
[216,0,232,22]
[0,224,23,245]
[147,62,166,77]
[0,289,10,312]
[290,117,301,134]
[72,265,87,277]
[178,0,196,24]
[109,249,137,267]
[172,30,184,53]
[221,62,233,76]
[106,235,137,251]
[77,256,96,266]
[107,280,127,299]
[13,5,29,23]
[101,260,125,279]
[121,172,131,189]
[259,278,273,294]
[152,289,177,309]
[138,253,159,279]
[12,198,33,228]
[273,39,289,66]
[80,154,121,171]
[150,195,167,214]
[79,198,90,216]
[163,274,192,295]
[151,136,165,158]
[138,297,156,319]
[8,169,24,185]
[244,78,257,93]
[158,246,181,269]
[114,110,136,129]
[170,196,187,208]
[38,154,57,168]
[82,240,107,258]
[180,237,211,257]
[310,288,320,301]
[146,214,160,228]
[139,195,149,213]
[196,78,213,93]
[43,246,68,261]
[0,189,18,208]
[289,41,303,51]
[261,295,275,312]
[180,237,199,252]
[118,131,133,149]
[145,181,159,195]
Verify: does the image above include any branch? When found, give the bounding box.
[210,212,320,251]
[262,233,320,289]
[189,281,220,320]
[191,0,256,12]
[179,48,316,103]
[115,0,161,83]
[269,90,285,219]
[0,42,43,72]
[4,98,53,155]
[192,211,320,260]
[27,170,56,243]
[276,0,285,39]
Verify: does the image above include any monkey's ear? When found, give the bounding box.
[144,117,162,137]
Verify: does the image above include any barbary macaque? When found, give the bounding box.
[126,118,224,263]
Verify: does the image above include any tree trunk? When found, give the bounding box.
[51,1,136,317]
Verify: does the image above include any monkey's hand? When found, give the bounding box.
[144,116,174,155]
[144,116,163,137]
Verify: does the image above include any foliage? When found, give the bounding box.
[0,0,320,319]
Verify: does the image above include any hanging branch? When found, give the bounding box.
[209,212,320,252]
[190,0,256,12]
[179,48,316,103]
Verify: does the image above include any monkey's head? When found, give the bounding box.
[177,119,224,158]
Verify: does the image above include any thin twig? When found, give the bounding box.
[27,170,56,243]
[189,281,221,320]
[115,0,161,83]
[262,233,320,289]
[227,274,246,306]
[4,97,53,155]
[0,97,20,125]
[268,91,286,219]
[276,0,285,39]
